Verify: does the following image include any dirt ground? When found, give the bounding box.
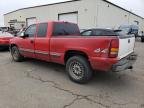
[0,41,144,108]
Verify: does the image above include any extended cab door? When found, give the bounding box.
[34,23,50,61]
[18,24,36,58]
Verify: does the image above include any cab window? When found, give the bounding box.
[53,23,80,36]
[37,23,48,37]
[81,30,92,36]
[25,24,36,37]
[92,29,116,36]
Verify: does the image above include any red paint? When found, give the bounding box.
[10,21,119,72]
[0,36,13,46]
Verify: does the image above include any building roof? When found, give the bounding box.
[4,0,144,19]
[103,0,144,19]
[4,0,81,15]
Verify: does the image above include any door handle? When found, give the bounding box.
[30,39,34,44]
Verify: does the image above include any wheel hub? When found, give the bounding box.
[69,61,84,80]
[12,49,18,60]
[73,64,82,75]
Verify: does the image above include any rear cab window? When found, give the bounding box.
[52,22,80,36]
[81,30,92,36]
[92,29,116,36]
[37,23,48,37]
[81,29,117,36]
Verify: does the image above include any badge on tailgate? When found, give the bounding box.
[94,48,108,53]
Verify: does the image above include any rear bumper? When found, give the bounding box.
[90,57,118,72]
[112,53,137,72]
[90,52,137,72]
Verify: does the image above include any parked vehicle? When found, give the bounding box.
[118,25,139,37]
[0,31,14,50]
[10,22,137,83]
[0,27,9,32]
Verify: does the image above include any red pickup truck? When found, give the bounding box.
[10,22,137,83]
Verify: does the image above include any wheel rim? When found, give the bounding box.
[12,48,19,60]
[69,60,85,80]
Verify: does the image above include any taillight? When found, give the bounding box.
[109,39,119,58]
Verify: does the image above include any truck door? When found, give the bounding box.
[34,23,50,61]
[18,24,36,58]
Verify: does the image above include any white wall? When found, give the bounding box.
[4,0,144,31]
[96,0,144,31]
[4,0,98,29]
[129,14,144,31]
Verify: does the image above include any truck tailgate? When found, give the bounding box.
[118,35,135,59]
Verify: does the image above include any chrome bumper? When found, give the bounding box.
[112,53,137,72]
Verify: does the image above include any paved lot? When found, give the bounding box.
[0,41,144,108]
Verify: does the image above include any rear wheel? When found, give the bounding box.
[66,56,93,84]
[11,46,24,62]
[141,38,144,42]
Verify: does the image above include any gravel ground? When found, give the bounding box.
[0,41,144,108]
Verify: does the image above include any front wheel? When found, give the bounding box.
[11,46,24,62]
[66,56,93,84]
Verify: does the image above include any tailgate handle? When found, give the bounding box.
[128,39,130,43]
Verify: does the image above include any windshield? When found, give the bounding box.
[119,25,139,35]
[16,31,24,36]
[119,27,130,34]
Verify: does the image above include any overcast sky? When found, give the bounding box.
[0,0,144,26]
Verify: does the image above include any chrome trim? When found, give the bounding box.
[19,48,34,53]
[50,52,61,58]
[35,50,49,55]
[112,52,137,72]
[19,48,61,58]
[20,48,49,55]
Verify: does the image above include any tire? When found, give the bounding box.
[11,46,24,62]
[0,47,4,51]
[66,56,93,84]
[141,38,144,42]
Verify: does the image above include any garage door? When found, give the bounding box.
[26,17,37,26]
[58,12,78,24]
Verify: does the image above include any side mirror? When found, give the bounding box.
[20,32,29,38]
[19,32,24,37]
[14,34,17,37]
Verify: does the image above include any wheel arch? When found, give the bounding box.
[64,50,89,64]
[9,44,18,50]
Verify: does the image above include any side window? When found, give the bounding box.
[81,30,92,36]
[101,30,116,36]
[92,30,116,36]
[37,23,48,37]
[52,23,80,36]
[92,30,103,36]
[25,24,36,37]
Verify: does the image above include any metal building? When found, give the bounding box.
[4,0,144,31]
